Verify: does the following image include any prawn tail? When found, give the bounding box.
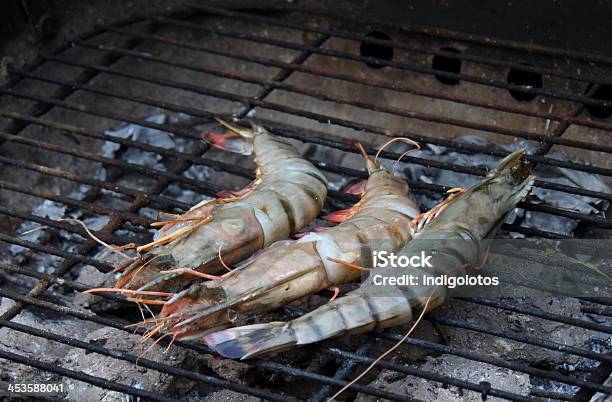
[202,119,258,156]
[205,321,293,360]
[205,288,418,359]
[202,130,253,156]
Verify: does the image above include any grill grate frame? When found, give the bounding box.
[0,4,610,401]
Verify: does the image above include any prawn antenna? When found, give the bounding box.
[374,137,420,170]
[59,218,135,261]
[352,141,378,174]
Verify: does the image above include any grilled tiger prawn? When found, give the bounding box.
[205,149,534,358]
[152,143,421,340]
[113,120,328,293]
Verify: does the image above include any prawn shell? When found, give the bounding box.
[167,205,265,271]
[226,241,328,312]
[164,163,420,336]
[205,150,535,359]
[114,124,328,293]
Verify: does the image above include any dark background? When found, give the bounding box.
[363,0,611,56]
[2,0,611,65]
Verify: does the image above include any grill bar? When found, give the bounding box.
[0,206,133,245]
[9,55,612,200]
[0,70,604,296]
[0,177,148,227]
[0,129,227,195]
[582,305,612,316]
[322,347,531,402]
[0,261,124,304]
[34,44,612,157]
[6,73,612,197]
[0,319,298,402]
[0,350,178,402]
[572,355,612,402]
[428,315,612,364]
[0,289,416,402]
[103,28,612,130]
[460,297,612,334]
[0,111,251,180]
[4,209,612,400]
[0,184,592,278]
[0,148,218,393]
[1,5,611,401]
[0,16,165,324]
[503,277,612,307]
[0,198,127,321]
[309,342,374,402]
[250,361,417,402]
[30,53,612,180]
[3,215,606,369]
[0,290,509,402]
[0,232,111,271]
[0,132,221,203]
[0,36,213,329]
[4,262,611,397]
[531,85,596,172]
[192,3,612,85]
[282,302,612,396]
[0,154,192,212]
[374,331,610,392]
[531,389,574,400]
[0,122,607,242]
[4,125,611,233]
[0,167,598,248]
[152,15,612,108]
[260,119,612,202]
[2,123,608,245]
[0,89,200,140]
[0,17,149,143]
[4,258,604,339]
[103,25,612,133]
[3,203,605,304]
[3,89,611,230]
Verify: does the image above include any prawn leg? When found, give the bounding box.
[109,120,328,294]
[154,141,421,340]
[205,149,534,358]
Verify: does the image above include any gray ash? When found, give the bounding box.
[397,136,610,237]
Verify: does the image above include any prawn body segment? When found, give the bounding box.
[158,153,421,338]
[115,122,328,293]
[205,149,535,359]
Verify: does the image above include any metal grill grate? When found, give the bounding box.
[0,4,611,401]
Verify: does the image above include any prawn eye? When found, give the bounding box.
[187,284,201,299]
[227,309,238,323]
[156,254,176,269]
